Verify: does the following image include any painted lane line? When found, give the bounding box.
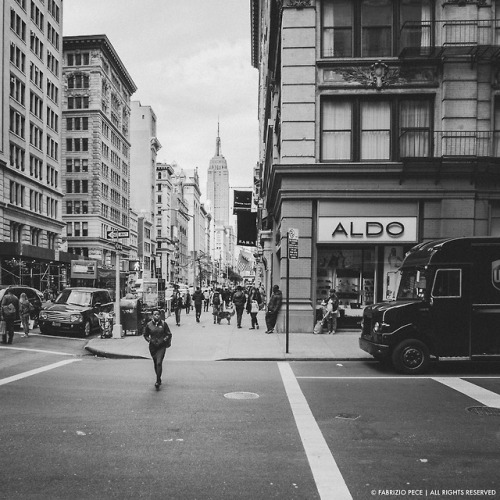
[297,376,500,380]
[0,359,81,387]
[0,346,77,356]
[278,362,353,500]
[433,377,500,408]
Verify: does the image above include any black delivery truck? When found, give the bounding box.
[360,237,500,374]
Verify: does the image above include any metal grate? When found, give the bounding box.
[466,406,500,416]
[335,413,360,421]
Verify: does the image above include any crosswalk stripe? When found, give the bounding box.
[432,377,500,408]
[0,359,81,386]
[0,346,77,356]
[278,362,353,500]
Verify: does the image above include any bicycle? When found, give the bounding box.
[97,311,114,338]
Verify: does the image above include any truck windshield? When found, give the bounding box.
[397,268,427,300]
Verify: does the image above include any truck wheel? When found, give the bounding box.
[392,339,430,375]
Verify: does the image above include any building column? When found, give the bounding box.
[275,200,314,333]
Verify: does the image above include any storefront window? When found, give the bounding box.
[317,247,376,326]
[317,245,407,327]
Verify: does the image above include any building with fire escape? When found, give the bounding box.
[251,0,500,332]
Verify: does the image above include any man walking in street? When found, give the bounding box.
[171,285,183,326]
[265,285,283,334]
[192,286,204,323]
[232,285,247,329]
[1,289,20,344]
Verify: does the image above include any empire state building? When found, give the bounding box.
[206,124,229,226]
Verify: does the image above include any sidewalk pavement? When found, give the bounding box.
[85,309,372,362]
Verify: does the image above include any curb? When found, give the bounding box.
[84,344,149,360]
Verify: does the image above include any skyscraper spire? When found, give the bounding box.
[215,118,221,157]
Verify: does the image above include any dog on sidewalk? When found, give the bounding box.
[216,307,235,325]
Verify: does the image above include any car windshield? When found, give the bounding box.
[55,289,92,306]
[397,268,428,300]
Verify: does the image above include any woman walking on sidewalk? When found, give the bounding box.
[19,293,34,337]
[143,309,172,389]
[246,286,262,330]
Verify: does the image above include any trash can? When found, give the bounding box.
[120,296,142,335]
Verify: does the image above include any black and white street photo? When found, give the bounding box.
[1,0,500,498]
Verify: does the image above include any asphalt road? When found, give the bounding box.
[1,338,499,500]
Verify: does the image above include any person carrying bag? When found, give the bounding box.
[143,309,172,390]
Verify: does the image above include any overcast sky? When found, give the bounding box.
[63,0,259,201]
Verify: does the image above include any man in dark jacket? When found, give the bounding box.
[231,286,247,328]
[265,285,283,334]
[192,287,204,323]
[1,289,20,344]
[171,286,183,326]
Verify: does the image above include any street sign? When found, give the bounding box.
[288,228,299,259]
[107,230,129,239]
[288,228,299,242]
[288,240,298,259]
[115,242,123,251]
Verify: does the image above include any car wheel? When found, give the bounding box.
[39,326,49,335]
[391,339,430,375]
[83,320,92,337]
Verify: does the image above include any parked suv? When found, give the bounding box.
[0,285,43,324]
[38,287,113,337]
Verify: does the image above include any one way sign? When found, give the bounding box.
[107,230,129,239]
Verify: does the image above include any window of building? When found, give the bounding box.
[47,79,58,103]
[67,116,89,131]
[29,91,42,119]
[30,62,43,89]
[10,9,26,41]
[68,74,90,89]
[30,1,44,32]
[321,96,432,161]
[29,122,43,149]
[67,52,89,66]
[321,0,432,58]
[48,0,60,23]
[10,76,26,108]
[31,227,41,246]
[67,96,89,109]
[9,143,25,171]
[47,50,59,75]
[30,30,44,60]
[10,43,26,72]
[11,222,23,243]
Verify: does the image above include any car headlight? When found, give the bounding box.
[373,321,390,334]
[39,311,48,320]
[70,313,83,323]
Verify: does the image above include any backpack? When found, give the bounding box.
[2,302,16,318]
[212,292,220,305]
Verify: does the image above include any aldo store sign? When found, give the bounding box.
[318,216,418,244]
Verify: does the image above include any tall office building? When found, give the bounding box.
[62,35,137,268]
[206,123,229,226]
[130,101,161,221]
[0,0,75,290]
